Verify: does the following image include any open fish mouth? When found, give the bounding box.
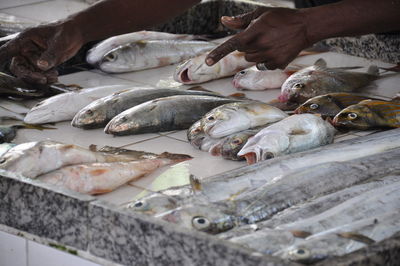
[179,68,192,83]
[243,152,257,165]
[278,93,289,103]
[209,143,222,156]
[231,79,240,89]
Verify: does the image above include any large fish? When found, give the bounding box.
[280,211,400,264]
[0,140,152,179]
[158,148,400,234]
[105,95,239,135]
[332,99,400,130]
[279,59,378,103]
[38,152,191,195]
[173,51,254,84]
[72,87,222,129]
[232,67,297,91]
[201,102,288,138]
[238,114,336,164]
[24,84,132,124]
[98,40,216,73]
[294,93,374,118]
[86,31,201,65]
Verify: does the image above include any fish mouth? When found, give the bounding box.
[278,93,289,103]
[232,79,240,89]
[209,143,222,156]
[180,68,192,83]
[243,152,257,165]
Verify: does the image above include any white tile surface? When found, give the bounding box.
[2,0,89,22]
[0,231,27,266]
[58,71,140,88]
[27,240,99,266]
[0,0,47,10]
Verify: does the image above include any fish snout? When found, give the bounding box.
[209,143,222,156]
[278,93,289,103]
[243,152,257,165]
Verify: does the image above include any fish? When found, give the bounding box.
[98,40,216,73]
[238,114,336,164]
[232,66,298,91]
[332,99,400,130]
[38,152,192,195]
[72,87,222,129]
[187,120,222,151]
[209,128,262,160]
[0,140,159,179]
[0,142,15,158]
[173,51,254,84]
[158,148,400,234]
[294,93,375,118]
[105,95,239,135]
[279,59,379,103]
[0,99,30,121]
[201,101,288,139]
[24,84,133,124]
[86,31,202,65]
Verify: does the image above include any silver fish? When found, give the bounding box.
[201,102,288,138]
[174,51,254,84]
[279,59,378,103]
[187,120,222,152]
[0,143,16,157]
[238,114,336,164]
[24,84,133,124]
[105,95,239,135]
[86,31,200,65]
[99,40,216,73]
[72,87,222,129]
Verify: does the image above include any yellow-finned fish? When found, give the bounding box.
[333,99,400,129]
[294,93,374,118]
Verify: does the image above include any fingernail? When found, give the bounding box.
[221,16,235,22]
[37,59,49,69]
[206,58,214,66]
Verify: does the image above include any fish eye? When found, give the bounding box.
[207,116,215,121]
[348,113,358,119]
[289,248,311,260]
[119,116,128,123]
[85,109,93,115]
[293,83,305,89]
[0,158,6,164]
[192,216,211,231]
[105,52,117,62]
[232,138,242,145]
[128,200,148,211]
[309,103,319,110]
[238,70,246,75]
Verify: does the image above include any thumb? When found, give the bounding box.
[221,7,272,30]
[36,38,62,71]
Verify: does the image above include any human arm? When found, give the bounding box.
[206,0,400,70]
[0,0,200,84]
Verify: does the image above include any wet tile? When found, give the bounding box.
[2,0,89,22]
[164,130,188,142]
[0,0,46,10]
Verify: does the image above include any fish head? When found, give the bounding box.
[332,104,375,130]
[220,132,251,160]
[294,95,342,117]
[232,69,256,90]
[0,142,39,176]
[127,193,181,216]
[104,113,132,134]
[99,45,135,73]
[158,203,236,234]
[72,102,108,128]
[174,55,211,84]
[202,103,248,138]
[187,121,204,148]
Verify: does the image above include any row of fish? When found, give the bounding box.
[125,129,400,263]
[0,140,191,194]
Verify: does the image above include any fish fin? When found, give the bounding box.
[20,123,57,130]
[367,65,379,76]
[337,232,376,245]
[228,93,247,100]
[314,58,327,68]
[89,144,97,152]
[290,230,312,239]
[189,174,202,192]
[159,152,192,162]
[187,86,211,92]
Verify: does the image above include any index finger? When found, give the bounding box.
[205,35,244,66]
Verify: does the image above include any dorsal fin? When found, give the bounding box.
[189,174,202,192]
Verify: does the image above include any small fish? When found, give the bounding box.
[38,152,191,195]
[294,93,375,118]
[232,66,298,91]
[279,59,378,103]
[98,40,216,73]
[86,31,202,65]
[209,128,262,161]
[24,84,132,124]
[201,101,288,138]
[174,51,254,84]
[332,99,400,130]
[72,87,222,129]
[105,95,239,135]
[0,140,160,179]
[238,114,336,164]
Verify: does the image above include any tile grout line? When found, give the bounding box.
[117,135,163,148]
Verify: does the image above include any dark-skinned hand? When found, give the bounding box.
[206,7,312,70]
[0,20,84,84]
